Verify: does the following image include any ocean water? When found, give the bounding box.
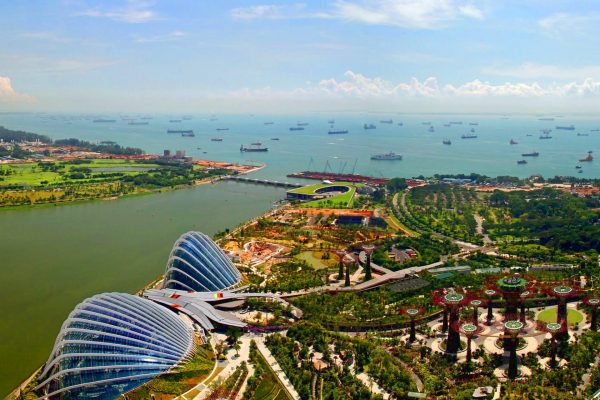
[1,112,599,179]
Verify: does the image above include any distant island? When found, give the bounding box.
[0,126,256,208]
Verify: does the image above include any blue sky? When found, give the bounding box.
[1,0,600,113]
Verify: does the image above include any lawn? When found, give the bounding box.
[301,187,357,208]
[537,307,584,326]
[295,251,336,270]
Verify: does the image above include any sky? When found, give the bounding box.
[1,0,600,113]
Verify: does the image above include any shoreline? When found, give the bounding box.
[0,160,266,212]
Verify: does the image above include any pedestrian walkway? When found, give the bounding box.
[255,337,301,400]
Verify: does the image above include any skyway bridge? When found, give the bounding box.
[223,175,302,188]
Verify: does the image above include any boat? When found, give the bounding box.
[240,144,268,152]
[93,119,116,123]
[517,160,527,164]
[538,117,554,121]
[510,139,518,144]
[470,128,475,133]
[469,122,479,126]
[526,134,533,136]
[181,131,195,137]
[328,130,349,134]
[182,116,192,120]
[297,122,309,126]
[443,123,451,127]
[271,138,280,141]
[577,133,589,136]
[522,151,539,157]
[216,128,229,131]
[363,124,376,130]
[197,147,202,150]
[450,121,463,125]
[140,117,153,120]
[575,165,582,169]
[169,119,182,123]
[128,121,149,125]
[264,122,274,125]
[539,134,552,139]
[371,152,402,160]
[591,129,600,132]
[579,151,593,162]
[461,134,477,139]
[397,122,403,126]
[380,119,393,124]
[211,138,223,142]
[290,127,304,131]
[443,139,451,145]
[328,120,335,124]
[578,169,583,173]
[428,126,435,132]
[556,125,575,130]
[167,129,194,135]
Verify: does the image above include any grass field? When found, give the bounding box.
[537,307,584,326]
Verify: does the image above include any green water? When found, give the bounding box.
[0,181,284,397]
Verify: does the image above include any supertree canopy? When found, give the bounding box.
[432,289,474,356]
[537,321,567,368]
[452,321,483,364]
[400,306,425,343]
[544,284,581,325]
[583,297,600,331]
[503,320,524,380]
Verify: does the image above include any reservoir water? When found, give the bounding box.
[0,181,284,396]
[0,112,599,395]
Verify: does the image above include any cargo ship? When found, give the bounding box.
[93,119,116,123]
[328,130,348,135]
[297,122,309,126]
[577,133,589,136]
[128,121,149,125]
[167,129,194,135]
[211,138,223,142]
[522,151,539,157]
[271,137,280,140]
[364,124,376,130]
[539,133,552,139]
[240,144,268,152]
[328,120,335,124]
[461,134,477,139]
[443,139,451,145]
[469,122,479,126]
[579,151,593,162]
[556,125,575,130]
[538,117,554,121]
[380,119,393,124]
[169,119,182,123]
[510,139,518,144]
[371,152,402,160]
[264,122,274,125]
[216,128,229,131]
[181,131,195,137]
[517,160,527,164]
[290,127,304,131]
[450,121,463,125]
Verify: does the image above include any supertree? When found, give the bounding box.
[400,306,425,343]
[489,274,536,319]
[361,244,375,281]
[482,289,498,325]
[342,257,353,287]
[518,289,536,326]
[432,289,473,356]
[537,321,567,369]
[334,250,347,281]
[583,297,600,331]
[544,283,581,325]
[503,320,524,380]
[470,299,482,327]
[453,321,483,364]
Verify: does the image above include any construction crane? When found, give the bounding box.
[350,158,358,175]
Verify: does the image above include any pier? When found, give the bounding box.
[223,175,302,188]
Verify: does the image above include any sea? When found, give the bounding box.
[0,112,598,396]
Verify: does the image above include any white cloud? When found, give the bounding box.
[538,12,600,37]
[133,31,187,43]
[75,0,158,23]
[0,76,34,103]
[318,71,440,96]
[482,63,600,80]
[21,32,72,43]
[231,4,307,20]
[322,0,483,28]
[231,1,483,28]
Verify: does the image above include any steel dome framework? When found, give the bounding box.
[163,231,241,292]
[35,293,195,400]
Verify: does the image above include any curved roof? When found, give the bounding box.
[163,231,241,292]
[36,293,194,400]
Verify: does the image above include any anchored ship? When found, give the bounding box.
[211,138,223,142]
[556,125,575,130]
[364,124,376,130]
[522,151,539,157]
[461,134,477,139]
[517,160,527,164]
[371,152,402,160]
[380,120,393,124]
[240,144,268,152]
[510,139,518,145]
[93,119,116,123]
[328,130,349,134]
[128,121,149,125]
[443,139,452,145]
[167,129,194,135]
[579,151,593,162]
[290,127,304,131]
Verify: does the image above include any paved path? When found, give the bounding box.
[356,372,390,399]
[255,337,301,400]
